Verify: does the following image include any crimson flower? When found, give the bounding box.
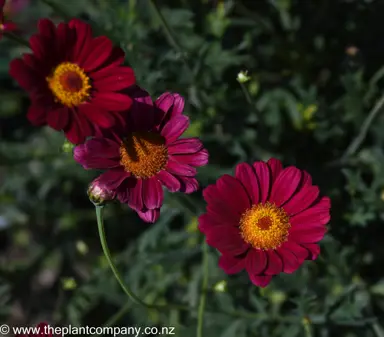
[15,322,61,337]
[0,0,17,39]
[74,90,209,223]
[198,159,331,287]
[9,18,135,144]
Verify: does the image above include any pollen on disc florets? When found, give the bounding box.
[239,202,291,250]
[47,62,91,107]
[119,132,168,179]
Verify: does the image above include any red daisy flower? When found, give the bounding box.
[74,90,209,222]
[9,18,135,144]
[0,0,17,38]
[15,322,61,337]
[198,159,331,287]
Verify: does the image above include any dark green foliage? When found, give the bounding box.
[1,0,384,336]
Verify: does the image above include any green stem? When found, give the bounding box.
[96,206,149,307]
[238,81,262,123]
[341,92,384,160]
[95,205,189,312]
[3,31,30,48]
[39,0,71,20]
[302,317,313,337]
[196,241,209,337]
[149,0,193,76]
[104,302,130,327]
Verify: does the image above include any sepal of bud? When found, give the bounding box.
[62,140,75,153]
[87,177,116,206]
[237,70,251,83]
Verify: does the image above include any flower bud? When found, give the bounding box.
[87,177,116,206]
[236,70,251,84]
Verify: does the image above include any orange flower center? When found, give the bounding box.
[239,202,291,250]
[119,132,168,179]
[46,62,91,107]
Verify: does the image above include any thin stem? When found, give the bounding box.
[3,31,29,48]
[238,81,262,123]
[302,318,313,337]
[341,92,384,160]
[196,241,209,337]
[104,302,130,328]
[372,322,384,337]
[97,206,150,307]
[95,205,189,312]
[39,0,71,20]
[149,0,193,76]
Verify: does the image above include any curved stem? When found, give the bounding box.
[96,206,150,307]
[95,205,188,311]
[39,0,71,20]
[341,92,384,160]
[196,241,209,337]
[149,0,193,77]
[3,31,29,47]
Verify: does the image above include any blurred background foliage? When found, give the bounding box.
[1,0,384,336]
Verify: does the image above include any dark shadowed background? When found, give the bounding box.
[1,0,384,336]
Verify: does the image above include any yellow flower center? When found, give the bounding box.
[119,132,168,179]
[46,62,91,107]
[0,24,4,31]
[239,202,291,250]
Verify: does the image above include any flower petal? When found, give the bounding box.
[289,226,327,243]
[253,161,271,203]
[160,115,190,143]
[137,208,160,223]
[267,158,283,183]
[74,138,120,169]
[92,67,135,91]
[216,174,251,216]
[171,149,209,167]
[203,185,241,223]
[166,157,197,177]
[92,92,133,111]
[156,170,181,192]
[283,185,320,216]
[219,254,245,274]
[80,36,113,72]
[198,213,235,233]
[167,138,204,154]
[27,104,47,126]
[270,167,302,207]
[276,247,301,274]
[142,178,163,210]
[264,250,283,275]
[96,168,131,190]
[178,176,199,193]
[235,162,260,205]
[301,243,320,260]
[46,107,69,130]
[156,92,185,125]
[205,226,249,255]
[290,196,331,228]
[280,241,308,261]
[126,178,144,211]
[80,103,115,128]
[249,275,272,287]
[245,249,267,275]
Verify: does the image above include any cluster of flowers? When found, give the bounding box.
[1,6,331,288]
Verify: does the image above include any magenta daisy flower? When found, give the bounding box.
[198,159,331,287]
[9,18,135,144]
[74,90,209,222]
